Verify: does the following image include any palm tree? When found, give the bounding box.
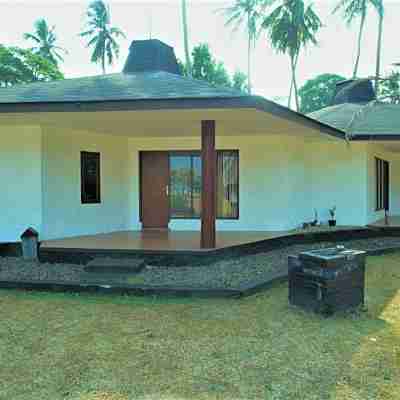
[80,0,126,74]
[221,0,262,94]
[373,0,384,93]
[181,0,192,76]
[333,0,376,79]
[23,18,67,66]
[261,0,322,110]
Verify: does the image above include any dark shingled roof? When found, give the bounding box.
[309,102,400,138]
[0,38,346,140]
[0,71,245,104]
[123,39,180,75]
[332,79,376,106]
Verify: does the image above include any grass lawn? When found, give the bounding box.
[0,254,399,400]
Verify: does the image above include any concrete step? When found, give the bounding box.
[85,258,145,274]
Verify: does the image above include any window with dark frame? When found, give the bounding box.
[216,150,239,219]
[170,153,201,218]
[376,157,389,211]
[169,150,239,219]
[81,151,101,204]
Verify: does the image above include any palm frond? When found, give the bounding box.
[81,0,125,72]
[91,35,105,63]
[109,27,126,38]
[79,29,96,38]
[105,40,113,65]
[333,0,371,25]
[86,34,100,49]
[23,33,41,44]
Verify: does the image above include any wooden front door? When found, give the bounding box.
[140,152,170,229]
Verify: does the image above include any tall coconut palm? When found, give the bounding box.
[181,0,192,76]
[23,18,67,66]
[333,0,376,79]
[80,0,126,74]
[261,0,322,110]
[373,0,384,93]
[221,0,262,94]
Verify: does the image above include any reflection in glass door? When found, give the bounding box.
[170,154,202,218]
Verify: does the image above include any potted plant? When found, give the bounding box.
[328,206,337,227]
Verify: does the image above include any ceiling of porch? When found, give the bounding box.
[0,108,342,141]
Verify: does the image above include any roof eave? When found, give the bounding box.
[350,134,400,141]
[250,96,345,140]
[0,95,345,140]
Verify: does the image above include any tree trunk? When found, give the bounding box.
[375,3,384,95]
[247,13,252,94]
[102,52,106,75]
[290,53,300,111]
[181,0,192,76]
[353,9,366,79]
[288,78,294,108]
[288,53,299,108]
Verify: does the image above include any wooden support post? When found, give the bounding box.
[201,120,216,249]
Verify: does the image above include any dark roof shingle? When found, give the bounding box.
[0,71,244,104]
[309,102,400,138]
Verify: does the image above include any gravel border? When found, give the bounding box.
[1,236,400,290]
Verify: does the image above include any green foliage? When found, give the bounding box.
[333,0,383,79]
[179,43,249,93]
[260,0,322,110]
[177,58,187,76]
[23,18,67,66]
[191,43,231,87]
[80,0,126,74]
[379,71,400,104]
[222,0,261,43]
[0,45,63,87]
[333,0,371,26]
[220,0,263,93]
[299,73,346,113]
[232,70,249,92]
[261,0,322,59]
[333,0,382,26]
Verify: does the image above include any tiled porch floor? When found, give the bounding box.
[40,226,365,253]
[368,216,400,228]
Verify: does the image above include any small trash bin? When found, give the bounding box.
[288,246,366,315]
[20,228,39,261]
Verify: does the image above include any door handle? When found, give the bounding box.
[166,185,169,196]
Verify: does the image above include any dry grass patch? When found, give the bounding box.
[0,254,399,399]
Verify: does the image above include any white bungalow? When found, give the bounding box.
[0,39,399,253]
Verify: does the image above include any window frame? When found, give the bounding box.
[169,151,201,219]
[81,151,101,204]
[168,150,239,220]
[216,150,240,220]
[375,157,389,211]
[138,150,239,221]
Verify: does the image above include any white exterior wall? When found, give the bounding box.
[0,125,42,242]
[127,135,376,232]
[366,143,400,223]
[41,127,131,240]
[3,123,399,241]
[127,134,310,231]
[304,140,369,226]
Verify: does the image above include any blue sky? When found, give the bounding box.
[1,0,399,103]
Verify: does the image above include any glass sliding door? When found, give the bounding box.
[170,153,201,218]
[192,156,202,216]
[168,151,239,219]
